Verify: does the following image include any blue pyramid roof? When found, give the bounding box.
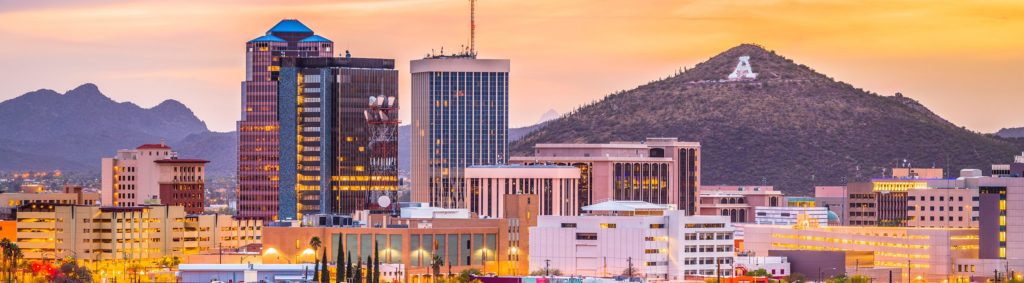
[268,19,313,34]
[248,34,286,43]
[300,35,332,43]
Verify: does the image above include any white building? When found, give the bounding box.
[464,165,582,218]
[732,256,791,278]
[754,206,829,226]
[530,201,735,281]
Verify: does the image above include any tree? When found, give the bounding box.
[345,251,353,282]
[530,269,563,276]
[430,254,444,282]
[353,257,364,283]
[336,241,345,283]
[456,268,482,283]
[0,239,22,283]
[622,266,639,277]
[746,268,771,277]
[53,259,92,283]
[314,257,321,282]
[320,250,330,283]
[310,237,323,252]
[373,241,380,283]
[827,274,850,283]
[786,273,807,283]
[850,275,870,283]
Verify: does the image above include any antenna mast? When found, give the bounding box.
[470,0,476,56]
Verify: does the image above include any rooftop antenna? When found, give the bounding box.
[470,0,476,56]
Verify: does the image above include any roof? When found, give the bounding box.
[468,164,574,169]
[136,144,170,150]
[154,158,209,164]
[300,34,332,43]
[581,200,667,212]
[179,263,315,272]
[268,19,313,33]
[248,34,286,43]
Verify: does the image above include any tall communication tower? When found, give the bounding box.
[365,92,400,214]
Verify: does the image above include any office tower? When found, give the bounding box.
[277,56,399,219]
[509,138,702,215]
[237,19,333,219]
[410,55,510,208]
[100,143,208,214]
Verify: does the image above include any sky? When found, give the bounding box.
[0,0,1022,132]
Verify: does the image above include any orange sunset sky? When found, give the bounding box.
[0,0,1022,132]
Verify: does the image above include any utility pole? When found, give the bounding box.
[219,243,224,264]
[717,261,722,283]
[545,259,550,276]
[628,257,634,278]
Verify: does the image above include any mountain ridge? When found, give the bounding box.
[512,44,1023,194]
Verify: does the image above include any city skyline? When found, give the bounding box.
[1,0,1023,132]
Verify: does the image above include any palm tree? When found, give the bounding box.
[310,237,323,252]
[430,255,444,283]
[311,236,322,281]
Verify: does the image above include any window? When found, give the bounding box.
[650,224,665,229]
[600,223,617,229]
[561,223,577,228]
[576,233,598,240]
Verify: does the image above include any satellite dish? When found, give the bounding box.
[368,96,376,106]
[377,195,392,208]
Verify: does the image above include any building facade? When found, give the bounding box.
[753,206,830,226]
[237,19,334,219]
[0,186,98,219]
[907,188,978,228]
[410,56,510,209]
[510,138,701,215]
[261,202,534,282]
[744,222,978,283]
[15,204,261,263]
[463,165,581,218]
[815,186,848,225]
[529,201,734,281]
[101,143,208,213]
[698,186,784,223]
[276,56,400,219]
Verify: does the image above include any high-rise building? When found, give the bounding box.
[277,56,399,219]
[237,19,334,219]
[510,138,701,215]
[100,143,208,214]
[410,55,510,208]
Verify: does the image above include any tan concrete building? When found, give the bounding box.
[907,188,977,228]
[892,168,944,179]
[510,138,701,215]
[101,143,208,213]
[0,186,99,219]
[744,222,978,283]
[698,185,784,223]
[464,165,581,218]
[15,204,260,264]
[262,195,537,282]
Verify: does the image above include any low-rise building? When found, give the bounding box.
[743,221,978,283]
[510,138,701,215]
[0,185,99,219]
[698,186,784,223]
[814,186,848,225]
[529,200,735,281]
[907,188,977,228]
[732,256,791,278]
[260,195,537,282]
[754,206,830,226]
[15,204,260,264]
[464,165,581,218]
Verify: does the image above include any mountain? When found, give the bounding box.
[537,109,560,124]
[996,127,1024,139]
[511,44,1024,195]
[0,84,235,176]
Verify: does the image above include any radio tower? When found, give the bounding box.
[470,0,476,56]
[365,84,400,215]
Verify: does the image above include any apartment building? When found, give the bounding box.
[15,204,260,263]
